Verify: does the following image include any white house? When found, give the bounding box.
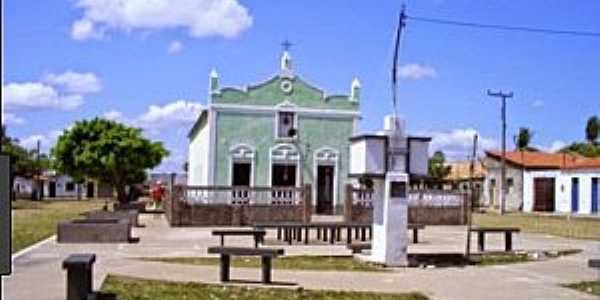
[485,150,600,214]
[12,171,113,200]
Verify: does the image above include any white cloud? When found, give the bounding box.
[71,19,104,40]
[71,0,253,40]
[3,71,101,112]
[135,100,203,129]
[167,40,183,54]
[43,71,102,94]
[102,110,123,121]
[18,129,64,151]
[153,150,187,173]
[3,113,26,125]
[3,82,83,111]
[397,63,437,80]
[532,100,544,108]
[423,128,497,161]
[102,100,202,130]
[536,140,567,153]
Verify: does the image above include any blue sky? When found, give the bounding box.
[3,0,600,171]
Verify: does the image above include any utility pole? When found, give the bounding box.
[487,90,513,215]
[466,134,478,257]
[36,139,42,201]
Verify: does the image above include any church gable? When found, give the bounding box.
[209,51,360,111]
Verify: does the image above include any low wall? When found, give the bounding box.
[346,205,467,225]
[165,185,312,226]
[169,204,306,226]
[83,209,140,227]
[57,219,132,243]
[344,185,468,225]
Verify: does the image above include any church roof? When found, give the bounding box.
[212,74,359,111]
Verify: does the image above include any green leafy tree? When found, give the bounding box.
[52,118,169,203]
[558,117,600,157]
[1,126,48,200]
[586,116,599,145]
[428,150,452,181]
[513,127,534,151]
[559,143,600,157]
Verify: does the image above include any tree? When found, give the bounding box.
[559,143,600,158]
[52,118,169,203]
[428,151,452,181]
[513,127,533,151]
[1,126,44,200]
[586,116,599,145]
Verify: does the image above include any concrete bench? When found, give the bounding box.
[62,254,117,300]
[212,229,266,248]
[470,227,520,252]
[58,218,138,243]
[83,209,142,227]
[207,247,284,284]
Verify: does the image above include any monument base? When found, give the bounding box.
[353,251,409,267]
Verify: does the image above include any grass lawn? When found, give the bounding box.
[470,249,581,266]
[138,255,385,272]
[473,212,600,240]
[12,199,107,253]
[138,250,581,271]
[563,280,600,296]
[101,275,429,300]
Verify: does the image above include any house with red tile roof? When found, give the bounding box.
[484,150,600,214]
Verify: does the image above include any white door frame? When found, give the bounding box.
[229,143,256,187]
[313,147,339,211]
[269,143,301,187]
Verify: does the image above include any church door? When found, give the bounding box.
[316,165,334,214]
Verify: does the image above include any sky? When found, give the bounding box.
[3,0,600,172]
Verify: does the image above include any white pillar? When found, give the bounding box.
[369,171,409,266]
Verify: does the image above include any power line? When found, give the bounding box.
[407,15,600,38]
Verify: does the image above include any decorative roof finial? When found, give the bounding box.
[209,68,220,98]
[281,39,293,52]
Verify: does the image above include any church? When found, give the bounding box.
[187,50,360,214]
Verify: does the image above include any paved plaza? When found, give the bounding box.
[5,214,600,300]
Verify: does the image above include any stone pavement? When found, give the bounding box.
[4,214,600,300]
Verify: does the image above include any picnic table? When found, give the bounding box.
[254,222,372,245]
[470,226,520,252]
[254,222,425,245]
[207,247,284,284]
[211,229,266,248]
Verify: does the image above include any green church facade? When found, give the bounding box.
[188,52,360,214]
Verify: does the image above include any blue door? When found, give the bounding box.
[571,178,579,212]
[592,178,599,214]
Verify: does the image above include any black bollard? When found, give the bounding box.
[62,254,96,300]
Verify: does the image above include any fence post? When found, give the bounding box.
[303,184,312,223]
[344,184,353,223]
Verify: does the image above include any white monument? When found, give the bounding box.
[349,115,424,267]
